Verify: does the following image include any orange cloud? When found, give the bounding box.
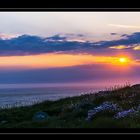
[109,45,130,50]
[133,46,140,50]
[109,45,140,51]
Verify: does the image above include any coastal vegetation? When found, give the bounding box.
[0,84,140,128]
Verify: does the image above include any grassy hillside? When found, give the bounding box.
[0,84,140,128]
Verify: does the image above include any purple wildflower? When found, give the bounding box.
[114,109,136,119]
[86,102,120,121]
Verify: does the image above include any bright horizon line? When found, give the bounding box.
[0,52,137,70]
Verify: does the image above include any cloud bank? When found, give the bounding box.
[0,32,140,56]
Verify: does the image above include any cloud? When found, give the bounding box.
[121,34,128,37]
[109,45,130,50]
[109,24,140,29]
[110,33,118,35]
[0,33,19,40]
[44,34,66,42]
[1,32,140,56]
[45,34,87,43]
[0,34,95,56]
[109,44,140,51]
[97,32,140,49]
[133,46,140,50]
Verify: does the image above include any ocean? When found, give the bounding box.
[0,83,107,108]
[0,80,139,108]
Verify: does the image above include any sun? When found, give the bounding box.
[119,57,127,63]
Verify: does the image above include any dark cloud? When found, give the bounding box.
[45,34,66,41]
[121,34,128,37]
[0,32,140,56]
[0,34,95,56]
[96,32,140,48]
[110,33,117,35]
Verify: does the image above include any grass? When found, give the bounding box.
[0,83,140,128]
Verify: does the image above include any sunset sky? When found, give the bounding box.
[0,12,140,85]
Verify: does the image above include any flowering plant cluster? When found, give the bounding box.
[86,101,140,121]
[86,101,120,121]
[114,105,140,119]
[114,109,136,119]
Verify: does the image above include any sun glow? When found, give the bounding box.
[0,53,135,70]
[119,57,128,63]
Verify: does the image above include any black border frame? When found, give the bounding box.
[0,8,140,135]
